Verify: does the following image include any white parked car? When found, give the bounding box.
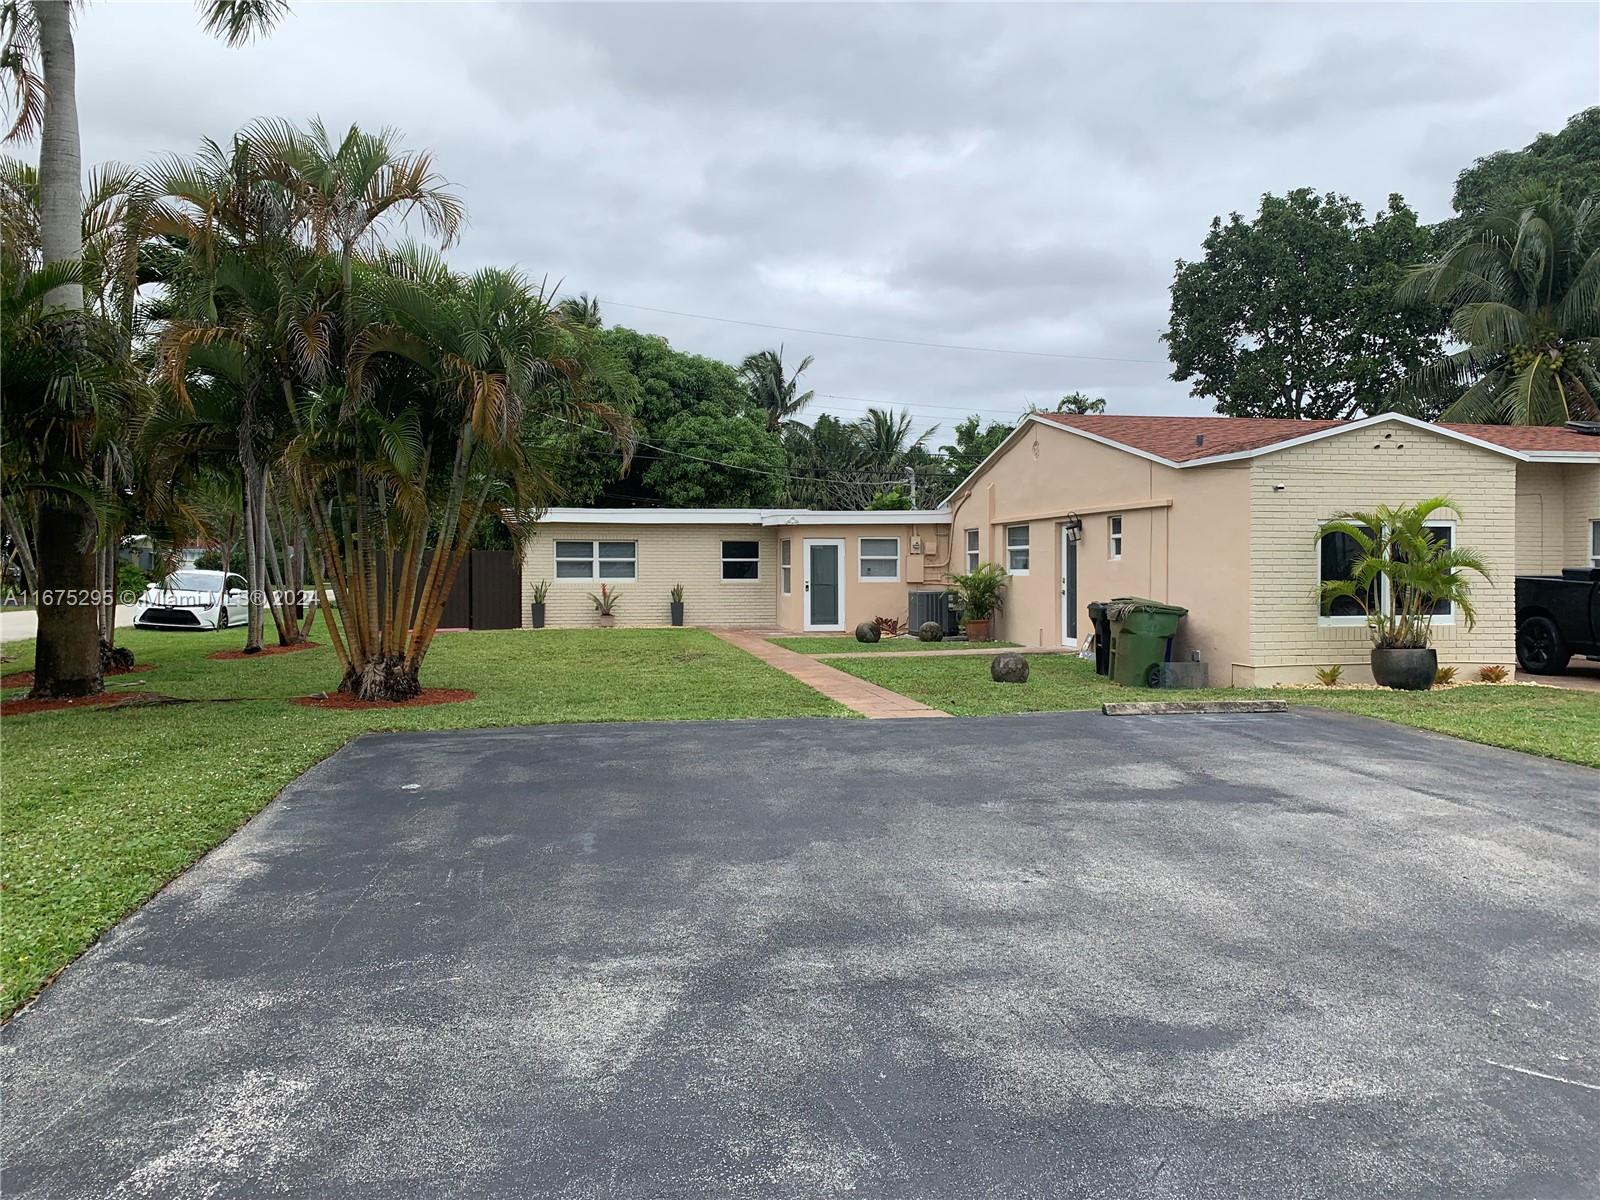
[133,570,250,631]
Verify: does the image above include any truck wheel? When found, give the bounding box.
[1516,615,1569,675]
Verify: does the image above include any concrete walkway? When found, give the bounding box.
[815,644,1072,660]
[1517,662,1600,693]
[712,629,948,719]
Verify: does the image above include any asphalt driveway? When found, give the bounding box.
[4,710,1597,1198]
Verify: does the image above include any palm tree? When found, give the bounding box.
[283,250,630,700]
[0,0,287,695]
[557,292,602,329]
[1395,186,1599,425]
[740,346,815,432]
[149,127,333,649]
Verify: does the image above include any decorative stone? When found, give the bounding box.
[917,621,944,642]
[990,652,1029,683]
[854,622,881,643]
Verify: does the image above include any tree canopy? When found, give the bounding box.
[1451,108,1600,220]
[1165,189,1443,420]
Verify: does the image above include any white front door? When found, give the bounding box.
[803,539,846,631]
[1060,527,1078,647]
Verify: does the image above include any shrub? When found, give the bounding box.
[588,583,621,615]
[948,562,1007,622]
[1314,497,1489,649]
[872,615,904,637]
[1434,666,1458,687]
[670,583,684,604]
[1315,664,1343,687]
[532,579,549,605]
[1478,663,1510,683]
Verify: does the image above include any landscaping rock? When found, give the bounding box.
[990,652,1029,683]
[854,622,881,644]
[917,621,944,642]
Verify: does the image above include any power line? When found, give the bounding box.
[596,298,1169,366]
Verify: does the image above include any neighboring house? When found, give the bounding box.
[946,412,1600,684]
[525,510,952,631]
[524,412,1600,685]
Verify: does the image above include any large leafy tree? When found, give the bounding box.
[1451,109,1600,224]
[0,0,286,696]
[1394,186,1599,426]
[1165,189,1443,420]
[739,345,815,432]
[935,414,1013,495]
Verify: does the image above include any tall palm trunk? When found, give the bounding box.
[29,0,101,699]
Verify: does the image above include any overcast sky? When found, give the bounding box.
[73,1,1599,437]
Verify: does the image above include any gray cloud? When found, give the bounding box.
[63,1,1600,432]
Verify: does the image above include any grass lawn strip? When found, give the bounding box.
[0,626,846,1018]
[835,653,1600,769]
[767,636,1019,655]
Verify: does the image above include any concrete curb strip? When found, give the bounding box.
[1101,700,1288,715]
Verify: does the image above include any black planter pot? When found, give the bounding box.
[670,602,684,627]
[1371,647,1436,690]
[531,602,546,629]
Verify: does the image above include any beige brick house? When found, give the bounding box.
[525,413,1599,686]
[946,412,1600,685]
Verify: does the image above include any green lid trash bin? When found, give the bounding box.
[1105,597,1188,688]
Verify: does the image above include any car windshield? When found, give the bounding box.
[158,571,223,592]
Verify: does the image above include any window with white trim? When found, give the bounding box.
[965,528,979,572]
[721,540,761,581]
[781,540,792,594]
[1006,524,1030,574]
[1401,521,1457,620]
[555,540,636,581]
[1317,525,1377,622]
[1317,520,1457,624]
[859,537,900,581]
[1107,514,1123,560]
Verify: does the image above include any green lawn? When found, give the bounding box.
[767,636,1019,654]
[0,626,846,1018]
[835,653,1600,769]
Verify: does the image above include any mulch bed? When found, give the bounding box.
[1,690,170,717]
[289,687,474,710]
[207,641,321,661]
[1,663,156,691]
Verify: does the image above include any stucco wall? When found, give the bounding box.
[1243,425,1517,685]
[772,522,952,632]
[523,524,778,628]
[946,422,1253,673]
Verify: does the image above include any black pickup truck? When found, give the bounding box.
[1516,568,1600,674]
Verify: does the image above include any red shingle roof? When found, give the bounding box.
[1439,422,1600,453]
[1031,412,1600,461]
[1032,413,1348,461]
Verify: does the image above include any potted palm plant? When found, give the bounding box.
[530,579,549,629]
[1315,497,1489,690]
[589,583,621,628]
[670,583,685,627]
[949,562,1007,642]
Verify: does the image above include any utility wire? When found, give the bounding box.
[593,298,1168,365]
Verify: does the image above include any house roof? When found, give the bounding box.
[532,507,951,527]
[1031,414,1348,462]
[1034,413,1600,461]
[940,410,1600,507]
[1437,422,1600,454]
